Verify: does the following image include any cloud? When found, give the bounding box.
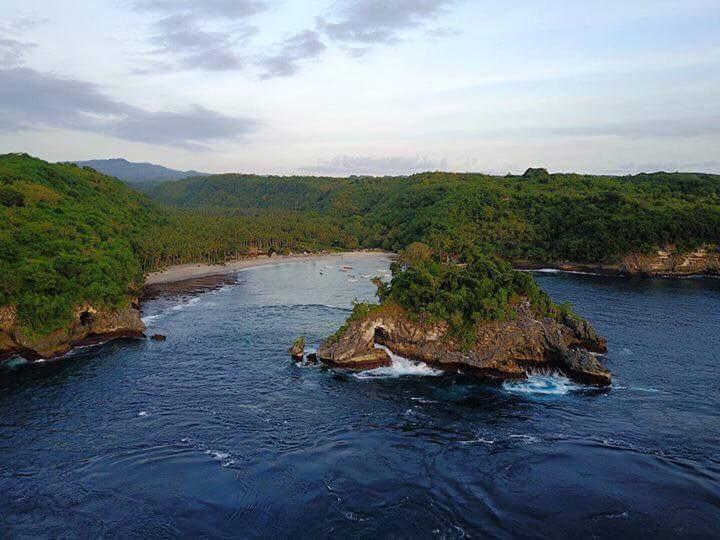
[147,12,256,71]
[259,30,326,79]
[553,117,720,138]
[303,155,448,176]
[7,17,46,32]
[317,0,457,45]
[134,0,269,72]
[0,38,35,67]
[135,0,269,20]
[0,67,258,149]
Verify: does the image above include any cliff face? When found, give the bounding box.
[317,302,611,386]
[0,303,145,362]
[548,245,720,277]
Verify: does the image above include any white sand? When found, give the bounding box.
[144,251,394,285]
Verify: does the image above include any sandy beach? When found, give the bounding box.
[144,251,394,286]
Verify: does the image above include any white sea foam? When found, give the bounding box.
[458,437,496,446]
[520,268,601,276]
[353,344,443,379]
[509,434,541,444]
[410,397,439,404]
[137,411,148,417]
[205,449,236,467]
[171,297,200,311]
[503,369,581,396]
[527,268,561,274]
[143,296,203,325]
[3,357,28,369]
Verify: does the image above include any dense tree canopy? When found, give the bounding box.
[3,153,720,339]
[150,169,720,264]
[0,154,163,335]
[375,243,566,344]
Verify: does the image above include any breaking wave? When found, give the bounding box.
[353,344,443,379]
[503,369,582,396]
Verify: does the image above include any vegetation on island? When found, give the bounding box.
[372,242,572,346]
[326,242,574,348]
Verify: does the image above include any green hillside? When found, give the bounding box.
[4,154,720,339]
[0,154,164,335]
[151,169,720,263]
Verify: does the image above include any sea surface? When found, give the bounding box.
[1,255,719,538]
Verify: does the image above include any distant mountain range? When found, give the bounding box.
[73,158,208,185]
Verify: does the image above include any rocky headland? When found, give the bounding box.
[316,301,611,386]
[0,303,145,362]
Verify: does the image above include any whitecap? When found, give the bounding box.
[410,397,439,404]
[458,437,495,446]
[353,344,443,379]
[171,297,201,311]
[509,434,541,444]
[137,411,148,417]
[503,370,581,396]
[527,268,561,274]
[205,449,236,467]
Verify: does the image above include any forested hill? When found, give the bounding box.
[150,169,720,263]
[4,154,720,339]
[150,174,357,212]
[0,154,165,335]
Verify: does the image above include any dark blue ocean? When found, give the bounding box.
[1,255,719,538]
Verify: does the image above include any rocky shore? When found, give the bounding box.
[0,304,145,362]
[516,245,720,277]
[315,302,611,386]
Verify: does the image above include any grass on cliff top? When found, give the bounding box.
[328,243,575,349]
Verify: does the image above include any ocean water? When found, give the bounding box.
[1,255,719,538]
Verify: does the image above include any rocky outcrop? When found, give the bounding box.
[0,303,145,362]
[521,245,720,277]
[317,302,611,386]
[289,336,306,360]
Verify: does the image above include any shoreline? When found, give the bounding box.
[144,250,720,289]
[144,250,395,286]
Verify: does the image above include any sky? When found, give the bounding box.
[0,0,719,176]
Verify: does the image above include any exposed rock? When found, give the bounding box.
[289,336,307,360]
[518,245,720,277]
[151,334,167,341]
[142,274,239,300]
[617,246,720,276]
[555,347,611,386]
[317,302,611,386]
[0,303,145,362]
